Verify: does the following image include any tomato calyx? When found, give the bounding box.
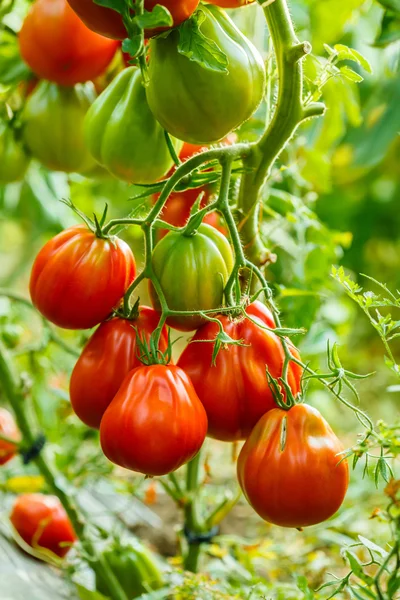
[114,297,141,322]
[134,325,172,366]
[266,368,301,411]
[61,199,117,242]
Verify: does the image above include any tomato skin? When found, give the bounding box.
[66,0,199,39]
[10,494,76,557]
[237,404,349,528]
[22,81,96,173]
[177,301,302,441]
[85,67,182,184]
[0,122,30,184]
[0,409,21,466]
[96,541,164,598]
[150,223,234,331]
[146,5,265,144]
[70,309,168,429]
[30,225,136,330]
[19,0,118,86]
[100,365,207,476]
[206,0,255,7]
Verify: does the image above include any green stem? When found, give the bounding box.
[0,341,129,600]
[183,452,204,573]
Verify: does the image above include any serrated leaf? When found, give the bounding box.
[334,44,372,73]
[135,5,173,29]
[178,11,228,73]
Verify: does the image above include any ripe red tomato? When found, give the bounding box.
[177,301,302,441]
[10,494,76,557]
[206,0,255,7]
[0,408,20,465]
[19,0,118,86]
[30,225,136,330]
[67,0,199,40]
[100,365,207,476]
[70,308,169,429]
[237,404,349,528]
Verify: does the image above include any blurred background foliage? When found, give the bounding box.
[0,0,399,598]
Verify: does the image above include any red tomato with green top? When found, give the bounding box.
[66,0,199,39]
[177,301,302,441]
[30,225,136,330]
[100,364,207,476]
[70,309,169,429]
[237,404,350,528]
[19,0,118,86]
[10,494,76,557]
[0,408,20,466]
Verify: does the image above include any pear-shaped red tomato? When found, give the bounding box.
[10,494,76,557]
[100,365,207,476]
[237,404,349,528]
[19,0,118,86]
[70,309,168,429]
[178,301,302,441]
[0,408,20,465]
[30,225,136,329]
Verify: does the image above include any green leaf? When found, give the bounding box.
[358,535,388,558]
[0,31,31,86]
[374,12,400,47]
[178,10,228,73]
[375,0,400,14]
[75,584,108,600]
[333,44,372,73]
[344,551,375,586]
[122,36,142,58]
[340,66,364,83]
[135,5,173,28]
[93,0,125,13]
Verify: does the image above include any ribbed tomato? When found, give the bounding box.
[100,365,207,476]
[10,494,76,557]
[30,225,136,330]
[237,404,349,528]
[0,408,20,465]
[19,0,118,86]
[178,301,302,441]
[67,0,199,39]
[70,309,168,429]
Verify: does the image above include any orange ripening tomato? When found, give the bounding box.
[177,301,302,441]
[10,494,77,557]
[67,0,199,39]
[30,225,136,330]
[237,404,349,528]
[70,309,169,429]
[100,365,207,476]
[19,0,118,86]
[0,408,21,465]
[206,0,255,7]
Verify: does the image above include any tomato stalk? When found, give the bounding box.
[0,340,131,600]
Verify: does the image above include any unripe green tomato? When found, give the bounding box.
[21,81,96,173]
[150,223,234,331]
[0,121,30,184]
[95,541,164,598]
[85,67,183,184]
[146,4,266,144]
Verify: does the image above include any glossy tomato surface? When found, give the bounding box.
[178,301,302,441]
[0,408,21,465]
[100,365,207,476]
[70,309,168,429]
[19,0,118,86]
[67,0,199,39]
[150,223,234,331]
[30,225,136,329]
[237,404,349,528]
[10,494,76,557]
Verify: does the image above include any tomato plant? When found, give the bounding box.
[19,0,118,86]
[237,404,350,528]
[70,308,168,429]
[30,225,136,329]
[206,0,255,7]
[100,365,207,476]
[0,121,30,184]
[10,494,76,557]
[150,223,234,331]
[178,301,302,441]
[0,408,20,465]
[146,5,266,143]
[21,81,96,173]
[67,0,199,39]
[85,67,182,183]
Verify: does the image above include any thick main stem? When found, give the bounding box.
[183,452,203,573]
